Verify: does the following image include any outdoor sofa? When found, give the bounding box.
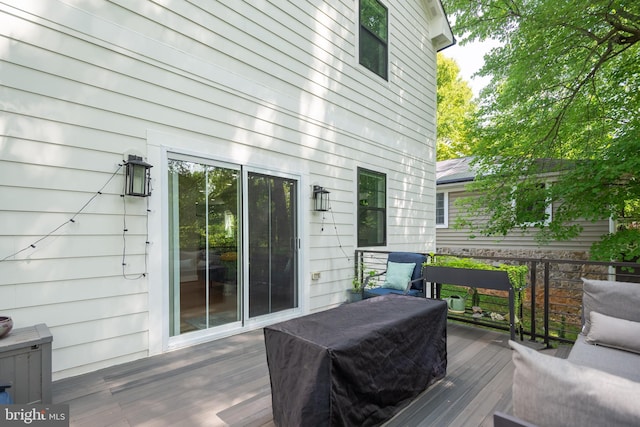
[495,278,640,427]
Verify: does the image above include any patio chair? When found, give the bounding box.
[363,252,427,298]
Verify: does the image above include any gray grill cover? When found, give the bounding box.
[264,294,447,426]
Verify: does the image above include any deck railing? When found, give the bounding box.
[354,249,640,347]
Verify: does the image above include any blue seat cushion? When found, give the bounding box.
[383,261,416,290]
[387,252,426,291]
[365,287,423,298]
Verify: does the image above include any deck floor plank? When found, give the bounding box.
[384,325,511,427]
[53,322,562,426]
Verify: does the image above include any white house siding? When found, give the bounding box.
[0,0,450,379]
[436,185,610,257]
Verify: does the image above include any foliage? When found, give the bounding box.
[427,256,528,291]
[352,263,377,292]
[442,0,640,261]
[360,0,387,40]
[168,160,240,250]
[436,54,479,160]
[351,274,363,292]
[590,227,640,262]
[427,256,528,324]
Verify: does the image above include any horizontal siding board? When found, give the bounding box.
[0,186,145,215]
[52,332,149,373]
[0,277,147,310]
[1,86,149,140]
[437,190,610,253]
[1,65,233,140]
[0,158,125,193]
[0,256,148,285]
[7,293,148,329]
[0,285,16,309]
[53,350,150,382]
[49,313,148,349]
[0,235,147,261]
[0,111,142,155]
[0,212,146,238]
[0,135,124,172]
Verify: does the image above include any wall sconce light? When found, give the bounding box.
[125,154,153,197]
[313,185,330,212]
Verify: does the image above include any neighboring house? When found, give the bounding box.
[0,1,453,379]
[436,157,611,260]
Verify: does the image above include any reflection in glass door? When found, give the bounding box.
[168,157,240,336]
[247,173,298,317]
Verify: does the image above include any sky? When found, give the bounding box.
[440,39,501,98]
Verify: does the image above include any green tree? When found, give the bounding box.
[436,53,478,160]
[443,0,640,261]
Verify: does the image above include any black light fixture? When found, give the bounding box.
[125,154,153,197]
[313,185,330,212]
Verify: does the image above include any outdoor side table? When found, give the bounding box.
[264,294,447,427]
[0,323,52,404]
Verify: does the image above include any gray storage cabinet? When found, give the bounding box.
[0,323,52,404]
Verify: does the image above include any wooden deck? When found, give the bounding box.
[52,322,568,427]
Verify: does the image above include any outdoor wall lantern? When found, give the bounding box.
[313,185,330,212]
[125,154,153,197]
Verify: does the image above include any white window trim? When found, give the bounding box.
[436,191,449,228]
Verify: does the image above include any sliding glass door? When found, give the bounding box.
[168,156,241,336]
[247,173,298,318]
[168,155,299,337]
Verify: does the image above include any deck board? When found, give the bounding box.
[53,322,565,426]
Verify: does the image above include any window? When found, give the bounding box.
[358,168,386,246]
[436,192,448,228]
[513,182,552,226]
[359,0,388,80]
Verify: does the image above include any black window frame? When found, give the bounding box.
[357,167,387,247]
[359,0,389,80]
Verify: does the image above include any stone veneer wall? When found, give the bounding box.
[437,247,591,263]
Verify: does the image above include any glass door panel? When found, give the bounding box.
[247,173,298,318]
[168,157,240,336]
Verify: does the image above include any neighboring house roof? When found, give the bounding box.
[436,157,475,185]
[436,157,576,186]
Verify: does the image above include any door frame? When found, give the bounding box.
[155,143,306,353]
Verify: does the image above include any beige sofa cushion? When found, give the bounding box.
[581,278,640,334]
[569,334,640,381]
[510,340,640,427]
[586,311,640,354]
